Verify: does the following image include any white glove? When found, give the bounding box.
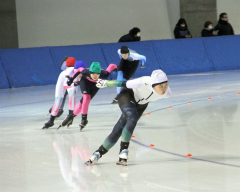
[96,79,108,88]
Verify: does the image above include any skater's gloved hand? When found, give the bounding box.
[74,81,81,86]
[96,79,108,88]
[66,76,74,86]
[140,64,145,68]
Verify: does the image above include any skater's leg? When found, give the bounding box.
[117,103,148,165]
[85,115,127,166]
[102,115,127,150]
[60,91,68,110]
[79,83,99,130]
[43,74,65,129]
[73,99,83,116]
[67,87,76,111]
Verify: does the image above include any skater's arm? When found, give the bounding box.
[99,64,117,79]
[117,49,122,59]
[66,67,85,86]
[105,64,117,73]
[60,56,68,71]
[96,77,142,89]
[130,52,146,66]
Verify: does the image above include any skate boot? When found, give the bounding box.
[79,119,88,131]
[65,110,74,126]
[84,152,100,166]
[116,149,128,166]
[57,113,75,130]
[56,109,64,118]
[42,115,56,129]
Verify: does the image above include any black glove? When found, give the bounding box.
[74,81,81,86]
[66,76,73,86]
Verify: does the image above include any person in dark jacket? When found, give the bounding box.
[214,13,234,36]
[174,18,192,39]
[118,27,141,42]
[201,21,218,37]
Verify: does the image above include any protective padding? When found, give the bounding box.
[0,54,10,88]
[152,38,213,75]
[203,35,240,71]
[0,47,59,88]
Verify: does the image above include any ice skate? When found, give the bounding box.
[42,120,54,129]
[84,152,100,166]
[42,115,56,129]
[79,119,88,131]
[57,113,75,130]
[116,149,128,166]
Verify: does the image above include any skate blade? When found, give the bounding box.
[84,161,92,166]
[116,161,127,166]
[57,125,62,130]
[80,126,85,131]
[46,113,50,117]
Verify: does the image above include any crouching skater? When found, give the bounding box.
[85,69,172,166]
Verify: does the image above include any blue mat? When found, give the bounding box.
[0,47,59,88]
[0,54,10,89]
[152,38,213,75]
[203,35,240,71]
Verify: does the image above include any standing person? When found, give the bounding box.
[118,27,141,42]
[201,21,218,37]
[84,69,172,166]
[58,62,118,130]
[174,18,192,39]
[111,46,146,104]
[214,13,234,36]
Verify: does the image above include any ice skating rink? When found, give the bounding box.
[1,70,240,192]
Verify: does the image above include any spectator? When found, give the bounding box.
[174,18,192,39]
[201,21,218,37]
[214,13,234,36]
[118,27,141,42]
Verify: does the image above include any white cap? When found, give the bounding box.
[151,70,168,85]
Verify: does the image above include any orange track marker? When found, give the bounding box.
[186,153,192,157]
[131,135,135,139]
[188,101,192,104]
[208,97,211,100]
[146,112,150,115]
[168,106,172,109]
[238,92,240,95]
[149,144,154,147]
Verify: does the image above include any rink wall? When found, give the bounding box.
[0,35,240,89]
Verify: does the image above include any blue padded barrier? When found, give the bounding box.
[101,41,160,80]
[0,47,59,88]
[1,35,240,89]
[203,35,240,71]
[49,44,112,79]
[0,54,10,89]
[152,38,213,75]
